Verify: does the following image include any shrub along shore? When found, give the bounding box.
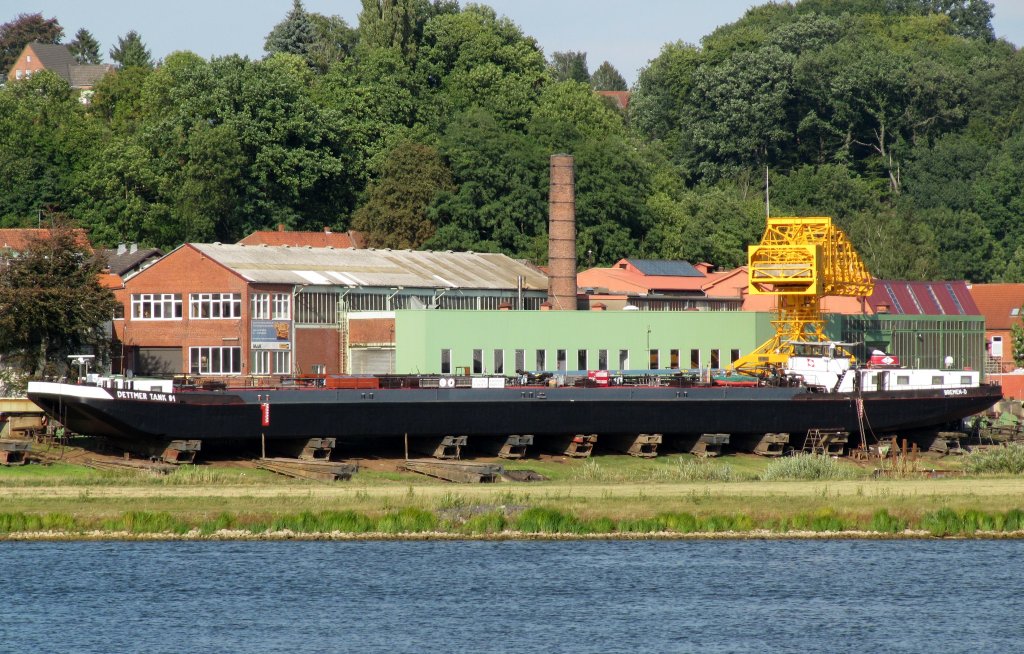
[3,452,1024,540]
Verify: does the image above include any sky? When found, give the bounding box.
[14,0,1024,84]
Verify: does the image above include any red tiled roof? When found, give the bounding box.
[98,272,124,289]
[237,229,365,248]
[968,283,1024,330]
[867,280,979,316]
[0,228,93,253]
[596,90,630,111]
[577,260,747,298]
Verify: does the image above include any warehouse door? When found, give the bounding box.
[349,347,395,374]
[135,347,182,376]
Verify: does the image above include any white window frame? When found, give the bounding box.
[131,293,182,320]
[251,350,270,375]
[251,293,270,320]
[190,292,242,319]
[272,350,291,375]
[272,293,291,320]
[190,346,242,375]
[441,349,451,374]
[493,349,504,375]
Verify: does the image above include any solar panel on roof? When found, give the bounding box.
[627,259,703,277]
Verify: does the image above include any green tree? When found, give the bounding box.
[0,71,100,225]
[429,108,547,255]
[416,5,549,130]
[0,12,63,73]
[110,30,153,68]
[68,27,102,64]
[0,224,117,376]
[688,45,795,177]
[351,141,454,248]
[89,66,154,135]
[306,13,359,72]
[550,50,589,83]
[358,0,418,57]
[264,0,315,57]
[921,0,994,40]
[590,61,627,91]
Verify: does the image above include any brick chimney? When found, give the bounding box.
[547,154,577,311]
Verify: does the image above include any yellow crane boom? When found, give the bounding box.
[730,216,873,374]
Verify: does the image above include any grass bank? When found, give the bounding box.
[2,453,1023,539]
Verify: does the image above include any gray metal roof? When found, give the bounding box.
[628,259,703,277]
[191,244,549,291]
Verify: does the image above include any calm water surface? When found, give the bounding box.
[2,539,1022,653]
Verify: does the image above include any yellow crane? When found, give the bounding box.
[730,216,873,375]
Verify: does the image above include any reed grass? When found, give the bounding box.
[962,444,1024,475]
[759,454,860,481]
[1,505,1024,537]
[569,456,736,483]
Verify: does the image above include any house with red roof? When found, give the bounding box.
[968,284,1024,373]
[576,259,746,311]
[238,225,365,249]
[6,42,113,102]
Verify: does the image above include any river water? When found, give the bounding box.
[3,539,1022,653]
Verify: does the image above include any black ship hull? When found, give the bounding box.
[27,381,1003,453]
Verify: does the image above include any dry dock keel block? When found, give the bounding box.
[0,439,30,465]
[160,440,201,464]
[753,433,790,457]
[604,433,662,458]
[692,434,729,457]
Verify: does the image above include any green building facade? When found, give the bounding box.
[392,310,986,377]
[835,314,987,373]
[395,310,776,375]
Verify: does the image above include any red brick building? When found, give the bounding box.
[112,241,548,380]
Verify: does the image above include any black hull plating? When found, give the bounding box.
[28,383,1003,451]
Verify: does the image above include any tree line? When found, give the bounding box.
[1,0,1021,282]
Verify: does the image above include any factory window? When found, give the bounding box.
[577,349,587,371]
[190,292,242,319]
[251,350,270,375]
[710,349,720,369]
[494,349,504,374]
[731,349,741,363]
[131,293,182,320]
[472,349,483,374]
[190,346,241,375]
[649,349,659,370]
[598,349,608,370]
[514,349,525,372]
[311,364,326,375]
[690,349,700,369]
[556,349,567,371]
[536,349,546,371]
[618,349,629,369]
[272,293,291,319]
[295,292,337,324]
[273,351,291,375]
[669,349,680,369]
[251,293,270,319]
[440,349,451,374]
